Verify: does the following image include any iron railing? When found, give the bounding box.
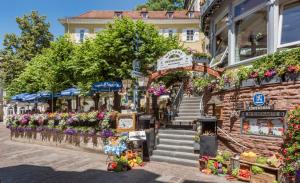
[171,81,185,120]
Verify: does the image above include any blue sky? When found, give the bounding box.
[0,0,146,48]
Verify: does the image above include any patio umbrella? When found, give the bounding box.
[11,93,30,101]
[92,81,122,92]
[60,87,80,97]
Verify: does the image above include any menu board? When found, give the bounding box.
[116,113,136,132]
[241,118,284,137]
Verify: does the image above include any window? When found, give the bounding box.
[187,29,194,41]
[234,0,266,17]
[168,29,174,37]
[141,12,148,19]
[215,14,228,31]
[114,12,123,18]
[79,30,85,43]
[167,12,173,19]
[188,11,194,18]
[235,8,268,62]
[280,1,300,46]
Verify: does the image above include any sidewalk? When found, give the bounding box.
[0,125,238,183]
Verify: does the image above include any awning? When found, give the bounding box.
[60,88,80,97]
[92,81,122,92]
[22,94,39,102]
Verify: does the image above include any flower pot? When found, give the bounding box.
[261,76,282,85]
[285,175,295,183]
[241,79,259,88]
[285,73,300,82]
[194,142,200,151]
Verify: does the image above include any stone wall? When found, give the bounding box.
[203,81,300,155]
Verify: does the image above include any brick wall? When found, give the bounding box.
[203,81,300,155]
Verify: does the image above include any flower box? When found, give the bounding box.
[193,57,210,64]
[285,73,300,82]
[223,83,235,90]
[261,76,282,85]
[241,79,260,88]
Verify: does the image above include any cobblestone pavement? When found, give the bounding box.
[0,124,237,183]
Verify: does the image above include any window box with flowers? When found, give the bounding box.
[285,65,300,82]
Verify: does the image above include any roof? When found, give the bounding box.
[70,10,200,20]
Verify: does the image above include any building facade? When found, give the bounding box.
[200,0,300,68]
[59,9,206,53]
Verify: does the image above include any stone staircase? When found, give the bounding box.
[172,95,203,126]
[151,129,199,167]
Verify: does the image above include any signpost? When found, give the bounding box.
[253,92,265,106]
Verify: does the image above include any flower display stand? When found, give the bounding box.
[250,173,276,183]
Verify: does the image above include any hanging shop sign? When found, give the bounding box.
[116,113,136,132]
[157,49,193,71]
[128,131,146,141]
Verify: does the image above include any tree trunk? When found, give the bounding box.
[113,91,121,112]
[92,93,100,111]
[47,98,57,112]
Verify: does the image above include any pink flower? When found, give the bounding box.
[97,112,105,120]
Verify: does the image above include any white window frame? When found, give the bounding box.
[278,0,300,48]
[213,10,228,58]
[75,28,89,43]
[232,0,268,64]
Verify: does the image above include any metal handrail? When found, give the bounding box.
[171,81,185,119]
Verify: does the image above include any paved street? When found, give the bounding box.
[0,124,233,183]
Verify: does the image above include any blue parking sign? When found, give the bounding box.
[253,93,265,106]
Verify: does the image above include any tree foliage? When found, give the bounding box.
[136,0,184,11]
[0,11,53,87]
[7,18,181,97]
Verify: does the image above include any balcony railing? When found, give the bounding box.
[200,0,217,15]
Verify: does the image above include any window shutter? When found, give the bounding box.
[164,29,169,37]
[84,29,89,39]
[172,29,177,35]
[181,29,187,41]
[159,29,164,36]
[75,29,81,43]
[194,30,200,41]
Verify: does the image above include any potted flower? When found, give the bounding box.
[285,65,300,82]
[261,69,282,85]
[193,135,200,152]
[237,66,259,88]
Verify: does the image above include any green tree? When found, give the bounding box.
[136,0,184,11]
[6,36,76,96]
[0,11,53,87]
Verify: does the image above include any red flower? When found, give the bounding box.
[214,162,218,168]
[283,148,288,155]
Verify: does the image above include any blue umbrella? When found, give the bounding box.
[11,93,30,101]
[37,91,53,99]
[92,81,122,92]
[60,88,80,97]
[22,93,39,102]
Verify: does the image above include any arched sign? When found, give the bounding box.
[157,49,193,71]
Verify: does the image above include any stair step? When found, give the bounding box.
[158,133,194,141]
[179,104,200,107]
[156,144,194,153]
[175,117,199,121]
[159,129,195,135]
[159,139,194,146]
[178,113,202,117]
[153,150,199,161]
[181,100,201,103]
[151,155,198,167]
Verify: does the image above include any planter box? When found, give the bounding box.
[285,73,300,82]
[261,76,282,85]
[241,79,260,88]
[193,57,209,64]
[250,173,276,183]
[223,83,235,90]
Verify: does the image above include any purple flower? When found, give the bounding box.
[101,129,114,138]
[36,126,44,132]
[64,128,77,135]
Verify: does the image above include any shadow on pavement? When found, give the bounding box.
[0,164,164,183]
